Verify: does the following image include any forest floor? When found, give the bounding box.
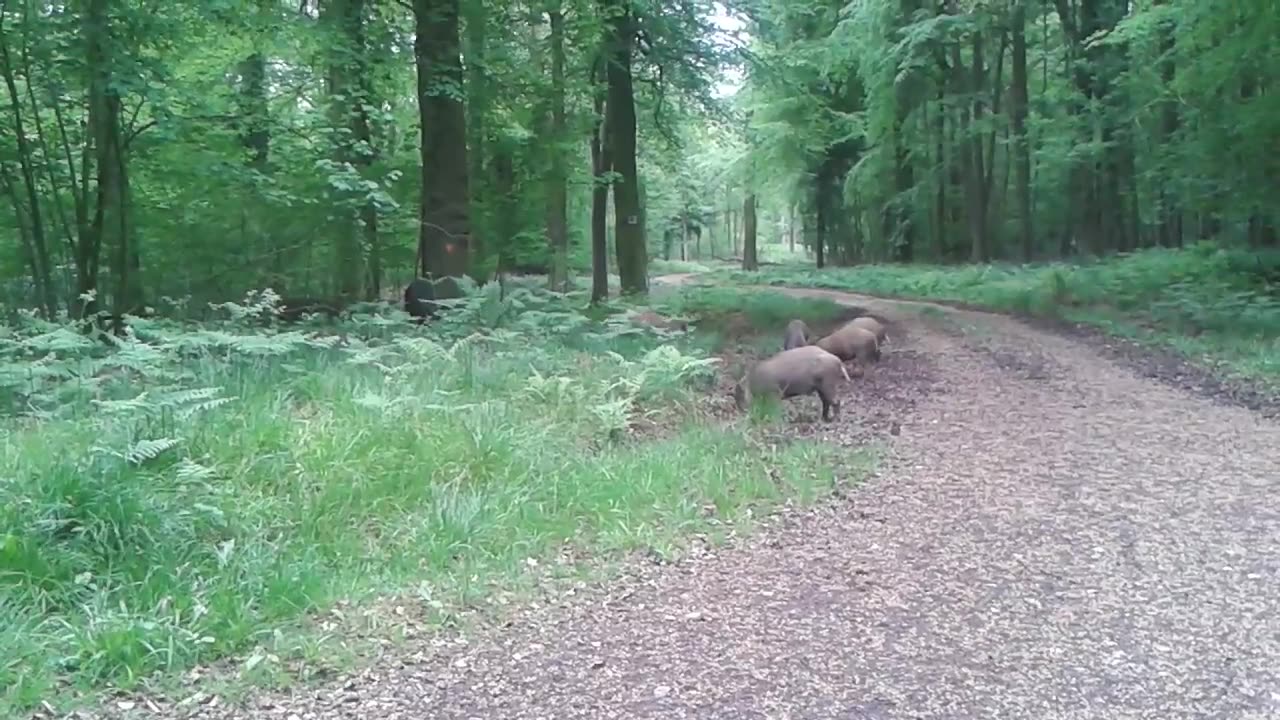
[90,273,1280,719]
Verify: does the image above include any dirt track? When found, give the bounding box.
[114,277,1280,719]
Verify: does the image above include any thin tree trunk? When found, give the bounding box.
[324,0,369,301]
[954,30,986,263]
[19,9,76,282]
[546,5,570,291]
[0,23,56,316]
[0,163,47,309]
[1155,0,1181,248]
[589,56,610,303]
[1011,0,1033,261]
[464,0,490,278]
[741,193,758,271]
[788,203,796,252]
[935,99,948,260]
[814,169,828,269]
[681,214,689,261]
[354,87,380,300]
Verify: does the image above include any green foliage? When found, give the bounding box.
[0,282,859,712]
[733,0,1279,265]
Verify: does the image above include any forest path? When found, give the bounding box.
[178,275,1280,719]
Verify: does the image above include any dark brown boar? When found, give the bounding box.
[849,316,888,344]
[782,318,811,350]
[733,345,851,422]
[815,324,880,364]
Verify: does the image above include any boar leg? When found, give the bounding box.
[817,386,840,422]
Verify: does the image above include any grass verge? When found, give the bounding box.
[0,281,865,714]
[716,242,1280,387]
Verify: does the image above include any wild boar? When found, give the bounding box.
[403,276,464,323]
[782,319,811,350]
[849,316,888,344]
[815,323,881,364]
[733,345,851,422]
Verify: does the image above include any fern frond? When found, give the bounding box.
[175,458,217,482]
[175,397,235,421]
[126,437,182,465]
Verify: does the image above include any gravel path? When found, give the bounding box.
[135,281,1280,720]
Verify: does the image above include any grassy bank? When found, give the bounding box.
[719,243,1280,386]
[0,282,865,713]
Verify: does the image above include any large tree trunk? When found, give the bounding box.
[1010,0,1033,261]
[84,0,128,320]
[414,0,471,285]
[546,5,570,291]
[741,193,758,271]
[602,0,646,296]
[589,56,610,304]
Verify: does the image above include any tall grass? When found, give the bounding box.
[722,243,1280,384]
[0,282,861,713]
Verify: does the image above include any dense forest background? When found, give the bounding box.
[0,0,1276,318]
[2,1,1279,710]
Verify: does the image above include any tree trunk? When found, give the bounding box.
[787,204,796,253]
[236,40,275,283]
[1011,0,1033,261]
[589,56,610,304]
[1154,0,1181,248]
[83,0,125,320]
[464,0,491,278]
[814,170,829,269]
[887,1,919,263]
[20,33,75,282]
[0,164,47,309]
[354,85,380,300]
[0,25,56,316]
[965,31,989,263]
[324,0,368,302]
[726,184,737,257]
[681,214,689,261]
[545,6,570,291]
[414,0,471,284]
[602,0,645,296]
[741,193,758,271]
[492,146,516,272]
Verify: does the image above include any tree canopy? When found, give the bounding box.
[1,0,1276,317]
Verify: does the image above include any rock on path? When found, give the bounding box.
[146,281,1280,719]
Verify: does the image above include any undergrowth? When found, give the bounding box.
[0,280,858,713]
[722,243,1280,385]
